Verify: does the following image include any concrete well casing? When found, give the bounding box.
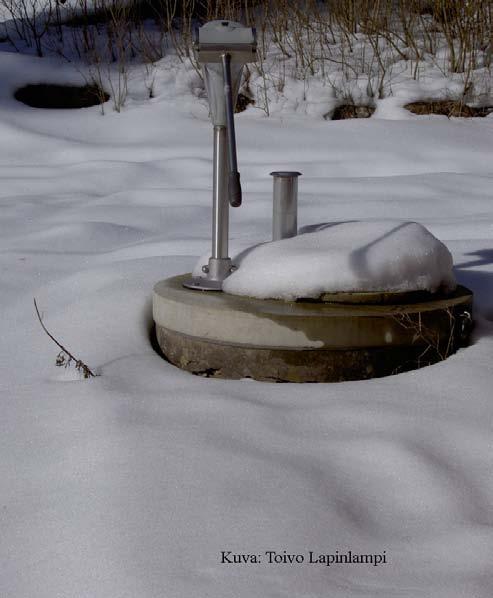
[153,275,473,382]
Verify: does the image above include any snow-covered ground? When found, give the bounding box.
[1,50,493,598]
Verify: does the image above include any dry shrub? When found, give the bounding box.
[405,100,493,117]
[331,104,375,119]
[1,0,491,113]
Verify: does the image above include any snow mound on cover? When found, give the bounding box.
[219,221,456,300]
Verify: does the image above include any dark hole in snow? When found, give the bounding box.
[14,84,110,109]
[405,100,493,118]
[330,104,375,120]
[235,92,254,113]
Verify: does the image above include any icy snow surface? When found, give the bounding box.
[194,221,456,299]
[1,52,493,598]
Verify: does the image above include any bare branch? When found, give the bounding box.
[34,298,96,378]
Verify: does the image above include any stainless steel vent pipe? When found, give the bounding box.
[270,171,302,241]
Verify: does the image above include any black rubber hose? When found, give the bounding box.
[222,53,242,207]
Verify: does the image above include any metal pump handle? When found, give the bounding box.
[221,53,242,207]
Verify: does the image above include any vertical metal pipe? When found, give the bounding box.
[270,171,302,241]
[212,125,229,259]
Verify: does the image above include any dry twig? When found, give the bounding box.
[34,298,96,378]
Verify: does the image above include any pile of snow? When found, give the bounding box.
[194,221,456,300]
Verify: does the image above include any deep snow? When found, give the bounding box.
[1,50,493,598]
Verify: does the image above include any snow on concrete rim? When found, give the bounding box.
[194,220,457,300]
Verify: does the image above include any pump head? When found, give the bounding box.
[193,20,257,64]
[183,20,257,291]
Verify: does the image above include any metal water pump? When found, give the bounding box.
[184,20,257,291]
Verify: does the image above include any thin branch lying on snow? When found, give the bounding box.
[34,298,96,379]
